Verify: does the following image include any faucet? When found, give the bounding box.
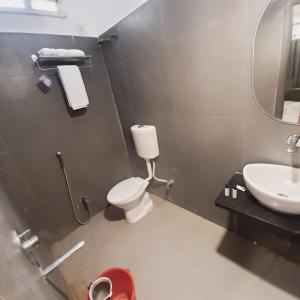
[287,134,300,153]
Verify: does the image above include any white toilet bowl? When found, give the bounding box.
[107,177,154,224]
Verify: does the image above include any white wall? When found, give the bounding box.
[0,0,148,37]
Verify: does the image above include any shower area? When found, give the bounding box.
[0,31,132,299]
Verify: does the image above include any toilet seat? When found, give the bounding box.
[107,177,149,205]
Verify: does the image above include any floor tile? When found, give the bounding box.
[53,195,300,300]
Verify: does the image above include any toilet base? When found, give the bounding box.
[125,192,153,224]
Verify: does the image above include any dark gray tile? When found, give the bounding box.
[118,1,164,65]
[0,33,131,241]
[121,50,172,119]
[158,0,243,45]
[0,70,131,239]
[148,166,187,209]
[101,0,245,228]
[0,136,8,154]
[101,0,300,245]
[106,64,135,118]
[0,171,69,299]
[165,16,244,118]
[0,153,36,221]
[174,116,243,183]
[0,169,30,233]
[99,27,124,69]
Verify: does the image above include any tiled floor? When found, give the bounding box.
[52,195,300,300]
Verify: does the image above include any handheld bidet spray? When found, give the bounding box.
[56,152,91,225]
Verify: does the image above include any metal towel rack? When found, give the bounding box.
[31,54,92,72]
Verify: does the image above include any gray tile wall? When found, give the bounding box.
[0,33,132,242]
[101,0,300,228]
[0,171,70,299]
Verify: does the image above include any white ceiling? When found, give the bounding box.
[0,0,149,37]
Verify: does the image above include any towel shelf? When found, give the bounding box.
[31,54,92,72]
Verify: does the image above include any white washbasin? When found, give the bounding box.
[243,163,300,215]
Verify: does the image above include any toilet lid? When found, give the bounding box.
[107,177,149,204]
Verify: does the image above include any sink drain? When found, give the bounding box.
[277,193,288,198]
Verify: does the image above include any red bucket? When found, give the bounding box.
[86,268,135,300]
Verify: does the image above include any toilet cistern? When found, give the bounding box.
[131,125,174,187]
[106,125,174,224]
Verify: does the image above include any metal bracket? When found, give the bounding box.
[40,241,85,277]
[31,54,93,72]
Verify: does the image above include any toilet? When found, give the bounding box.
[107,125,160,224]
[107,177,153,224]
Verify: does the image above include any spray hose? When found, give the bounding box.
[56,152,91,225]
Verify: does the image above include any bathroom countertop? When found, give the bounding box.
[215,174,300,238]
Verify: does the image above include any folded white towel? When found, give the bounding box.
[38,48,85,57]
[57,65,89,110]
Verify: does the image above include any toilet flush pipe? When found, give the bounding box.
[152,161,175,190]
[145,159,153,181]
[144,159,174,189]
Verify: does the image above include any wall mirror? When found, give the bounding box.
[253,0,300,125]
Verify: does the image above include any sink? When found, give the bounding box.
[243,164,300,215]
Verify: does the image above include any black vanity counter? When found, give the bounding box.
[215,174,300,238]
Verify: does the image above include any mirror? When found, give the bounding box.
[253,0,300,125]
